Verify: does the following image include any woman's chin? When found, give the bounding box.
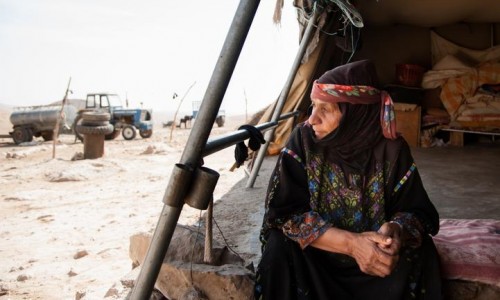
[314,132,326,139]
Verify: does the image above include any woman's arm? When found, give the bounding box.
[311,226,399,277]
[385,139,440,247]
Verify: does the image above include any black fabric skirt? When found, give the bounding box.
[255,229,442,300]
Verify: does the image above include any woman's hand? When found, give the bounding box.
[348,231,399,277]
[310,227,400,277]
[377,222,403,256]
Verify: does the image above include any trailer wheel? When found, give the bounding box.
[139,129,153,139]
[122,125,137,140]
[25,128,34,142]
[12,127,28,144]
[41,131,54,141]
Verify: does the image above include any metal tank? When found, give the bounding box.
[9,105,77,144]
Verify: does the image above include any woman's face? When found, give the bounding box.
[308,98,342,139]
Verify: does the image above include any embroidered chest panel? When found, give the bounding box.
[305,151,386,232]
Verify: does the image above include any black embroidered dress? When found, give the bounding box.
[255,124,442,300]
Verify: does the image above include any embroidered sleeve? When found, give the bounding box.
[393,162,416,194]
[282,211,332,249]
[281,147,304,167]
[390,212,424,248]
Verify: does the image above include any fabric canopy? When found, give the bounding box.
[260,0,500,154]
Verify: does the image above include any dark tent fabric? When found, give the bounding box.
[259,0,500,155]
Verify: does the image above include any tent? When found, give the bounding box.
[260,0,500,155]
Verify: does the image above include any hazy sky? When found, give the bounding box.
[0,0,300,116]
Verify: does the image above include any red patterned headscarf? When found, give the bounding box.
[311,81,397,140]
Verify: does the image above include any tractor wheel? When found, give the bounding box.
[81,112,110,122]
[105,128,121,140]
[122,125,137,140]
[76,124,114,135]
[73,116,84,142]
[82,120,110,127]
[139,129,153,139]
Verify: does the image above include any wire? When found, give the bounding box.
[212,216,245,262]
[295,2,358,38]
[189,207,244,274]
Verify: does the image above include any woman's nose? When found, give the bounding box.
[308,109,318,125]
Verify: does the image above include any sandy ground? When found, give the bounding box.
[0,109,273,299]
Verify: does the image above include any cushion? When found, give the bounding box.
[432,219,500,287]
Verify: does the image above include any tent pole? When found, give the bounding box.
[246,5,320,188]
[129,1,260,299]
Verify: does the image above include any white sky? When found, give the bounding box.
[0,0,300,116]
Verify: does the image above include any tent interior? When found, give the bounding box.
[263,0,500,153]
[249,2,500,296]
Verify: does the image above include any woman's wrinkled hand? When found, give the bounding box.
[377,222,403,256]
[348,231,399,277]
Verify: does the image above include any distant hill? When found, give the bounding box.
[0,103,13,134]
[0,103,13,110]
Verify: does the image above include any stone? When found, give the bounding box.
[16,274,30,282]
[68,269,78,277]
[73,250,88,259]
[129,224,254,300]
[75,290,86,300]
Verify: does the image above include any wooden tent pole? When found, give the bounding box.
[129,1,261,299]
[246,5,321,188]
[52,77,71,159]
[169,81,196,142]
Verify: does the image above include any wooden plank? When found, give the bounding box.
[440,127,500,136]
[449,131,464,147]
[440,126,500,147]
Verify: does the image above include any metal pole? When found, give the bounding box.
[129,1,260,299]
[246,5,321,188]
[203,111,299,157]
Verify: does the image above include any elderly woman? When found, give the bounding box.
[255,60,442,299]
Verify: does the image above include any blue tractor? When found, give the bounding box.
[74,93,153,141]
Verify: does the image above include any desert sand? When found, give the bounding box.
[0,108,273,299]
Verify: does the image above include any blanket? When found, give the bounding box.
[432,219,500,287]
[422,32,500,126]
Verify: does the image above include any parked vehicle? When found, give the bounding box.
[192,101,225,127]
[9,104,77,144]
[73,93,153,141]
